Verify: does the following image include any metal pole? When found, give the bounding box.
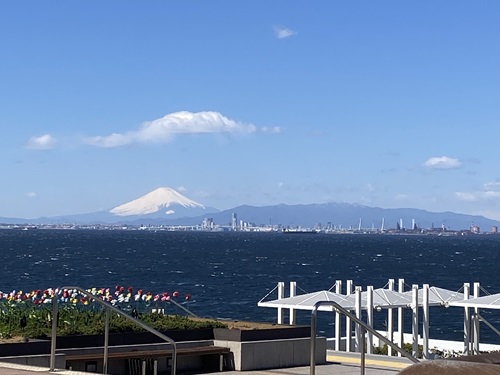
[422,284,429,360]
[360,327,366,375]
[52,286,178,375]
[463,283,470,355]
[355,286,362,352]
[387,279,394,356]
[478,314,500,337]
[346,280,353,352]
[473,282,480,354]
[366,286,373,354]
[277,282,285,325]
[103,308,110,374]
[334,280,342,351]
[289,281,297,325]
[49,291,58,371]
[411,284,419,358]
[310,301,419,375]
[397,279,404,357]
[310,307,318,375]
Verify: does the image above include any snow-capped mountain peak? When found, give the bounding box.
[110,187,205,216]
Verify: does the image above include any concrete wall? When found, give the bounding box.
[214,337,326,371]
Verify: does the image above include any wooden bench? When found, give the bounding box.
[65,345,231,372]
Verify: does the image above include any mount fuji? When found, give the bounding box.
[104,187,218,222]
[29,187,219,224]
[110,187,206,217]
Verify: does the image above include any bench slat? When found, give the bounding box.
[65,346,230,361]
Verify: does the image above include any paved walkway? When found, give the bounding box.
[0,351,412,375]
[0,361,89,375]
[207,363,400,375]
[0,364,400,375]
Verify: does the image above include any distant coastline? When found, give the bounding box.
[1,222,499,237]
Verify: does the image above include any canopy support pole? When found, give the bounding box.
[387,279,394,356]
[277,282,285,325]
[412,284,419,358]
[366,285,374,354]
[422,284,429,360]
[473,282,480,354]
[334,280,342,351]
[354,286,362,352]
[463,283,470,355]
[289,281,296,325]
[345,280,353,352]
[397,279,405,357]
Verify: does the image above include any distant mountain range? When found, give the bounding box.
[1,187,499,231]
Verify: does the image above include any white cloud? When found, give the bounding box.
[395,194,409,201]
[26,134,56,150]
[422,156,462,169]
[484,191,500,198]
[483,182,500,191]
[261,126,283,134]
[455,192,477,201]
[84,111,257,148]
[25,192,37,198]
[455,189,500,202]
[273,25,296,39]
[177,186,187,192]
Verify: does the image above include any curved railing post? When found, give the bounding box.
[104,309,110,374]
[49,286,178,375]
[49,292,58,371]
[310,301,419,375]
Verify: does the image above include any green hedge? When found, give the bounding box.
[0,303,226,339]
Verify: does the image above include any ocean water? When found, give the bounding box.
[1,229,500,343]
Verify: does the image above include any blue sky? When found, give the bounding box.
[1,1,499,220]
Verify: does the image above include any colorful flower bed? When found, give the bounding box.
[0,285,191,308]
[0,286,223,340]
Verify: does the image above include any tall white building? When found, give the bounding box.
[232,213,238,230]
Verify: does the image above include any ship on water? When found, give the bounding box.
[282,228,318,234]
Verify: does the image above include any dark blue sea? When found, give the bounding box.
[2,229,500,343]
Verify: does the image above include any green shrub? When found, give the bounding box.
[373,343,423,358]
[0,302,226,339]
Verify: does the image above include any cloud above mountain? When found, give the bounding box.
[455,181,500,202]
[84,111,260,148]
[26,134,56,150]
[422,156,462,169]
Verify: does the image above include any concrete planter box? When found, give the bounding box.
[56,328,214,348]
[0,329,214,357]
[214,325,310,342]
[213,326,326,371]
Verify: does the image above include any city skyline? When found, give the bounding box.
[1,2,499,220]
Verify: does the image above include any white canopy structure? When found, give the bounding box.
[342,288,413,309]
[402,286,465,306]
[450,293,500,309]
[258,280,478,360]
[258,290,350,312]
[259,285,463,311]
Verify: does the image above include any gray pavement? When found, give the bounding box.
[0,363,401,375]
[206,363,400,375]
[0,353,408,375]
[0,361,90,375]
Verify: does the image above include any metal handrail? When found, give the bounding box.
[310,301,419,375]
[478,314,500,339]
[49,286,177,375]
